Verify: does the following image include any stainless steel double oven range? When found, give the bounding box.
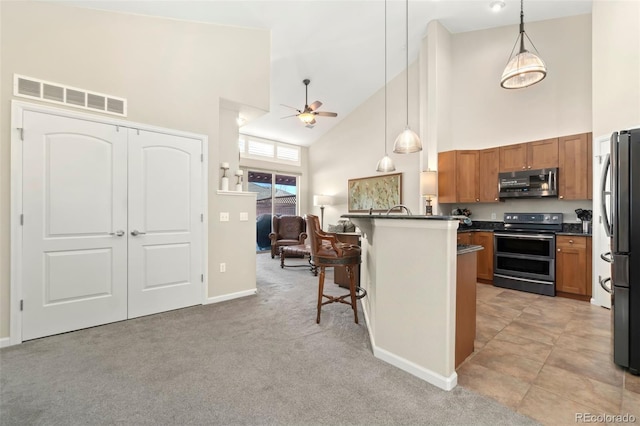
[493,213,563,297]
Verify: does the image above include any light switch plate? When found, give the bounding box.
[220,212,229,222]
[240,212,248,221]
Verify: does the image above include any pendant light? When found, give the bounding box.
[376,0,396,172]
[393,0,422,154]
[500,0,547,89]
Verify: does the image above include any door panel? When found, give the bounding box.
[127,129,202,318]
[22,111,128,341]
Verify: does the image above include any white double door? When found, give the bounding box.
[21,111,203,341]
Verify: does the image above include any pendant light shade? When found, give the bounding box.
[393,0,422,154]
[394,127,422,154]
[376,155,396,173]
[501,0,547,89]
[376,0,396,172]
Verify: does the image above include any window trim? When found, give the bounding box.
[239,134,301,166]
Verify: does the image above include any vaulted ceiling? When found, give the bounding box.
[58,0,593,146]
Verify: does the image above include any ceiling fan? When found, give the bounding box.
[281,79,338,128]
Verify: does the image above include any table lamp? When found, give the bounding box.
[420,170,438,216]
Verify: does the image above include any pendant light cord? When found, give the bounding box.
[384,0,388,156]
[405,0,409,127]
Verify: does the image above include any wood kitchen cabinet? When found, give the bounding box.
[556,235,592,298]
[559,133,592,200]
[472,231,494,282]
[455,250,477,368]
[478,148,500,202]
[438,150,479,203]
[499,138,558,172]
[439,150,495,203]
[457,232,472,245]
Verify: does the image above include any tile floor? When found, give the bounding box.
[457,283,640,425]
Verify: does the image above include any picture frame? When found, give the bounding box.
[348,173,402,212]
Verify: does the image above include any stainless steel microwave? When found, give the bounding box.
[498,168,558,198]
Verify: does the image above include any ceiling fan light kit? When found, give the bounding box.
[393,0,422,155]
[500,0,547,89]
[376,0,396,172]
[282,78,337,128]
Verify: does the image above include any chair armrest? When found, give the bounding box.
[268,232,277,242]
[314,231,343,256]
[298,232,308,244]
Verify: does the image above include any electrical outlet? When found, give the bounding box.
[220,212,229,222]
[240,212,248,221]
[220,263,226,273]
[491,212,497,220]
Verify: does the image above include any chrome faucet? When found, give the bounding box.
[385,204,412,215]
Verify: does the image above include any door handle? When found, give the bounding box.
[109,230,125,237]
[600,251,613,263]
[131,230,147,236]
[599,276,612,294]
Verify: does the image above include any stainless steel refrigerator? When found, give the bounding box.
[601,127,640,374]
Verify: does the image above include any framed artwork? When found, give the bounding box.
[348,173,402,212]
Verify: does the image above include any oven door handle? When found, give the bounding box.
[494,273,554,286]
[495,233,555,240]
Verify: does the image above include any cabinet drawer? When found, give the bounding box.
[557,236,587,249]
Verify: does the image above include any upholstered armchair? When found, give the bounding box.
[269,215,308,258]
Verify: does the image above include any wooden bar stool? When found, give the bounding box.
[305,214,363,324]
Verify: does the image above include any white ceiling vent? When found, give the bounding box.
[13,74,127,117]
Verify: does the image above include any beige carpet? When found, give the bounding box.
[0,253,537,425]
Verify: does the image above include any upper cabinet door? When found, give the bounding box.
[559,133,590,200]
[528,138,559,169]
[478,148,500,203]
[456,151,480,203]
[499,143,527,172]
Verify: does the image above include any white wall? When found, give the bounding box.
[309,61,422,227]
[310,14,593,224]
[450,14,592,149]
[0,1,270,338]
[592,0,640,137]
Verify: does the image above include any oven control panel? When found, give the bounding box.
[504,213,563,225]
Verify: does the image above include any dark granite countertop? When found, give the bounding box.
[556,232,592,237]
[341,214,459,221]
[456,244,484,255]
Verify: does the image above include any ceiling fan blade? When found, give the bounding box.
[309,101,322,111]
[280,104,302,113]
[315,111,338,117]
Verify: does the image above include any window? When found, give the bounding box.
[238,135,300,166]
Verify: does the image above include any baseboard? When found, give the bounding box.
[373,346,458,391]
[0,337,12,348]
[360,299,456,391]
[204,288,257,305]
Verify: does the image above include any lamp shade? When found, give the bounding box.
[393,127,422,154]
[500,50,547,89]
[420,170,438,197]
[376,155,396,172]
[313,195,333,207]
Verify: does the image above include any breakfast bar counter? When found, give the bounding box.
[341,214,470,391]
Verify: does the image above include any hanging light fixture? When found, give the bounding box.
[393,0,422,154]
[500,0,547,89]
[377,0,396,172]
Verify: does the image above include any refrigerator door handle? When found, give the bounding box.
[600,251,613,263]
[599,276,612,294]
[600,153,612,237]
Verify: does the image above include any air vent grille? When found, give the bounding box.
[13,74,127,117]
